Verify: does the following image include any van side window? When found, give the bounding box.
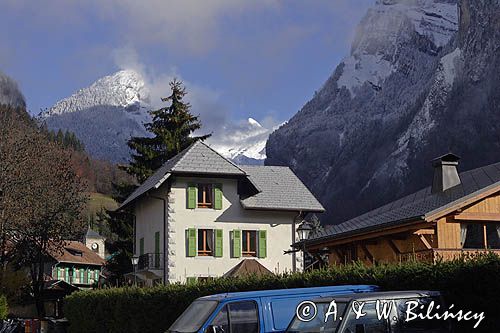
[228,301,259,333]
[395,298,449,333]
[211,305,229,332]
[343,301,389,333]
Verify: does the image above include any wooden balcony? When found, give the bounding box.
[399,249,500,263]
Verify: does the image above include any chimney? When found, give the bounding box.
[431,153,461,193]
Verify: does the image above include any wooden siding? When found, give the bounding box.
[437,217,461,248]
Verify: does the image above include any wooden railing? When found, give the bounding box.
[399,249,500,263]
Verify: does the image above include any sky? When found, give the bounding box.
[0,0,373,131]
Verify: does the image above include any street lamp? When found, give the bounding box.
[297,221,312,271]
[131,256,139,286]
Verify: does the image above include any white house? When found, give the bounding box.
[119,141,324,285]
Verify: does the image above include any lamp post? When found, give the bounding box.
[131,256,139,286]
[296,221,312,272]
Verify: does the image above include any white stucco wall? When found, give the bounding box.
[133,176,301,284]
[169,177,298,283]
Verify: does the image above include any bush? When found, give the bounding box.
[65,254,500,333]
[0,295,8,320]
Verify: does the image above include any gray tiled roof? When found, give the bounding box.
[309,161,500,242]
[119,141,324,213]
[240,165,325,212]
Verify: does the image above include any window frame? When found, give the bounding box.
[241,230,258,257]
[197,184,214,209]
[198,228,214,256]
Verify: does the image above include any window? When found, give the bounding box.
[242,230,257,257]
[486,223,500,249]
[211,305,229,332]
[198,229,214,256]
[198,184,213,208]
[395,297,449,332]
[228,301,259,333]
[462,222,500,249]
[342,301,389,333]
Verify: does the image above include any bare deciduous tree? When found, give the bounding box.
[0,105,87,315]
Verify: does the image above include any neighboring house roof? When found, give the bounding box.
[309,161,500,243]
[119,141,324,213]
[240,166,325,212]
[223,259,273,278]
[85,228,104,240]
[49,241,105,266]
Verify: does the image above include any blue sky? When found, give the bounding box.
[0,0,373,129]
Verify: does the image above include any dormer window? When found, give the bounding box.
[197,184,213,208]
[66,248,83,257]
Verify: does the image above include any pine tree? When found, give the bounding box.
[124,78,211,183]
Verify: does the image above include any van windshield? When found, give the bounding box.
[168,300,218,333]
[287,302,348,333]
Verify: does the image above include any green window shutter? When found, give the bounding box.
[214,184,223,210]
[187,184,197,209]
[155,231,160,268]
[214,229,223,257]
[55,267,59,279]
[232,230,241,258]
[65,268,69,282]
[83,269,88,284]
[139,238,145,256]
[88,270,92,283]
[80,269,84,283]
[186,277,197,285]
[258,230,267,258]
[187,228,197,257]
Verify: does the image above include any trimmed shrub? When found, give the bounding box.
[0,295,8,320]
[65,254,500,333]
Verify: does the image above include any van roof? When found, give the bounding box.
[310,290,441,303]
[197,285,378,302]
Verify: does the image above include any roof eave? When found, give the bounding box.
[240,200,325,213]
[301,215,426,248]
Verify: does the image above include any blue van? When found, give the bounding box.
[167,285,378,333]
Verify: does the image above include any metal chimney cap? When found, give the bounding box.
[432,153,461,166]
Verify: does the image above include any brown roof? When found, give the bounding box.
[49,241,105,266]
[223,259,273,278]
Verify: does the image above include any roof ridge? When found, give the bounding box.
[201,141,248,174]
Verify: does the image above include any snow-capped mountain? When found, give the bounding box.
[0,71,25,108]
[209,118,276,165]
[41,70,152,163]
[267,0,500,224]
[42,69,275,164]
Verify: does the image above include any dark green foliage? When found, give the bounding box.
[0,295,7,320]
[65,254,500,333]
[42,125,85,152]
[124,78,211,183]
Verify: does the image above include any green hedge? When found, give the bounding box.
[0,295,7,320]
[65,254,500,333]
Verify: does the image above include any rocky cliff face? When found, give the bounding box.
[0,71,25,108]
[267,0,500,223]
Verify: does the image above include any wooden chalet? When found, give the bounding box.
[306,154,500,265]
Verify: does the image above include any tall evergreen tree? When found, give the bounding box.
[124,78,211,183]
[106,79,210,284]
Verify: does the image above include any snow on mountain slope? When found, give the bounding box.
[41,70,151,163]
[42,70,151,126]
[267,0,462,224]
[208,118,277,165]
